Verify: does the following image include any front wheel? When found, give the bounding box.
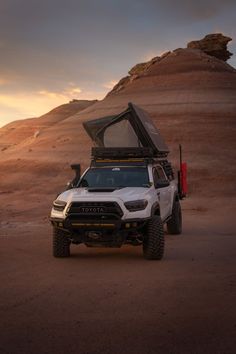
[167,200,182,235]
[53,227,71,257]
[143,216,165,260]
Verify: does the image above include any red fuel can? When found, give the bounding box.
[181,162,187,197]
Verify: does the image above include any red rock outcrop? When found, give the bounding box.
[187,33,232,61]
[107,52,171,96]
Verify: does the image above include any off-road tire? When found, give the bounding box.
[143,216,164,260]
[53,227,70,257]
[167,200,182,235]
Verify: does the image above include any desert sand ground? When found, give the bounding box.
[0,196,236,354]
[1,48,236,353]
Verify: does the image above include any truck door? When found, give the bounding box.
[153,166,172,220]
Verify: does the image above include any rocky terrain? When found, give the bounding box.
[0,99,97,151]
[0,33,235,214]
[1,33,236,217]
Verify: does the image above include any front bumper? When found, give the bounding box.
[50,215,150,247]
[50,215,149,232]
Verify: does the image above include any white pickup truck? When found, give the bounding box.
[50,103,183,260]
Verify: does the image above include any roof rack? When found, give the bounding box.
[91,147,168,159]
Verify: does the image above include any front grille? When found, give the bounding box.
[67,201,123,217]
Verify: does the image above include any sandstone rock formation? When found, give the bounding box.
[107,52,171,96]
[187,33,232,61]
[109,34,233,96]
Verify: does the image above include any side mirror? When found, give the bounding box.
[155,179,170,189]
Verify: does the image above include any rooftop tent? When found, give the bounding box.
[83,102,169,156]
[83,115,116,146]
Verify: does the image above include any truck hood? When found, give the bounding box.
[58,187,152,204]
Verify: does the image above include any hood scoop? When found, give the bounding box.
[87,187,116,193]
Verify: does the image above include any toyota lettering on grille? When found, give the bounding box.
[79,207,106,213]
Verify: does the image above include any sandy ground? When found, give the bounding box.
[1,48,236,354]
[0,198,236,354]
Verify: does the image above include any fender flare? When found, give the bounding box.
[174,192,180,202]
[151,202,161,216]
[170,192,180,212]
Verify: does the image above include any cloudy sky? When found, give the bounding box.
[0,0,236,127]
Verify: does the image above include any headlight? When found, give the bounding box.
[124,199,148,212]
[53,200,67,212]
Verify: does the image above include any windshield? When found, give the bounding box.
[79,167,150,188]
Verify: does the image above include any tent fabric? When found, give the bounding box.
[103,118,142,147]
[83,115,116,146]
[83,102,169,155]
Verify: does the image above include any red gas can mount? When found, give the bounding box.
[178,145,187,199]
